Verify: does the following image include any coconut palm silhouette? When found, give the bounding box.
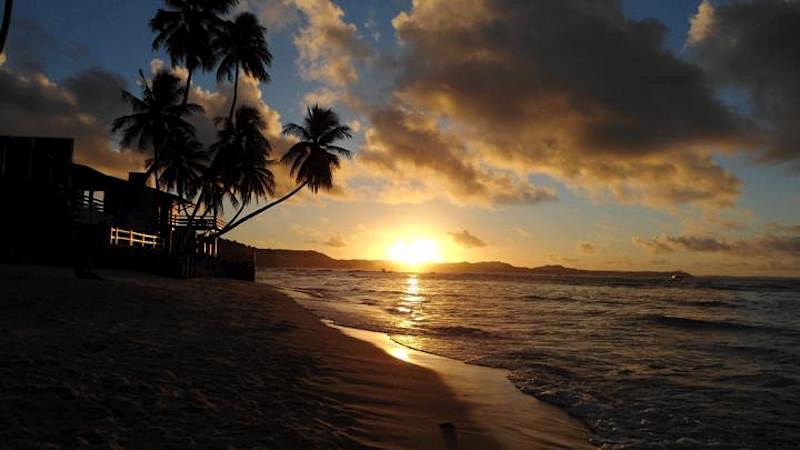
[150,0,236,108]
[214,104,352,237]
[147,129,207,200]
[215,12,272,123]
[209,106,276,226]
[112,70,202,192]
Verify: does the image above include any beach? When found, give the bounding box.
[0,265,590,450]
[263,268,800,449]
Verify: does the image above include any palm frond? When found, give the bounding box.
[325,145,353,159]
[282,123,311,141]
[319,125,353,145]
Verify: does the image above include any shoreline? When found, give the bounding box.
[1,265,592,449]
[273,284,593,449]
[327,322,592,450]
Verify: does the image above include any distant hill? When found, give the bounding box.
[255,249,691,278]
[256,249,385,271]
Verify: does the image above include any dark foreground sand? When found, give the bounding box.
[0,265,590,450]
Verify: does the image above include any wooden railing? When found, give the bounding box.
[109,227,164,249]
[170,216,225,230]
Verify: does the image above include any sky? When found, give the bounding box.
[1,0,799,276]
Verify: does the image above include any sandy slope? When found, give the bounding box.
[0,265,502,449]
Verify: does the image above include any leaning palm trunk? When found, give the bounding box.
[227,201,247,227]
[211,181,307,239]
[0,0,13,54]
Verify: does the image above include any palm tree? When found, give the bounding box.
[111,70,202,192]
[150,0,236,108]
[209,105,275,224]
[0,0,12,55]
[146,130,208,200]
[215,12,272,123]
[281,105,353,192]
[213,105,352,237]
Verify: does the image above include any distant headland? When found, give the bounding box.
[254,248,692,278]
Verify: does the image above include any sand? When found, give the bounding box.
[0,265,591,449]
[332,325,592,450]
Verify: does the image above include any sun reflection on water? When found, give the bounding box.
[395,274,427,331]
[388,345,411,362]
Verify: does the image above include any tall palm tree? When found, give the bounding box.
[146,130,208,200]
[150,0,236,108]
[215,12,272,123]
[0,0,12,55]
[111,70,202,192]
[214,105,352,238]
[209,105,275,225]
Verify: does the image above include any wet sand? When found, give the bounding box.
[333,324,592,450]
[0,265,591,449]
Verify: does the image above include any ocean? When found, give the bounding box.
[257,269,800,449]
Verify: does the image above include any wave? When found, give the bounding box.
[352,288,408,296]
[260,267,800,449]
[682,299,740,308]
[427,325,496,339]
[522,294,579,302]
[686,277,800,292]
[284,287,332,299]
[643,314,760,332]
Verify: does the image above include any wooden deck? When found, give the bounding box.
[170,216,225,230]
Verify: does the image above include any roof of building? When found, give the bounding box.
[72,164,191,204]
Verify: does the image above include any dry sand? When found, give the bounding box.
[0,265,591,449]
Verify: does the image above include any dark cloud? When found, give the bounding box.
[579,242,596,254]
[632,236,675,254]
[63,69,130,123]
[4,19,90,73]
[0,21,129,176]
[360,106,558,205]
[396,0,744,154]
[689,0,800,166]
[666,235,731,252]
[448,229,487,248]
[323,234,346,248]
[767,223,800,235]
[358,0,753,208]
[635,225,800,259]
[0,66,144,177]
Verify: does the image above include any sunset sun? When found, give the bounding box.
[386,238,443,266]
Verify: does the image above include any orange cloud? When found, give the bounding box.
[448,229,487,248]
[355,0,757,209]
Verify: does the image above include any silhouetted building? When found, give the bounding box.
[0,136,223,268]
[0,136,76,262]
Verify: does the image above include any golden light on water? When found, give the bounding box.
[386,238,443,267]
[389,275,426,362]
[388,346,411,362]
[395,274,426,330]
